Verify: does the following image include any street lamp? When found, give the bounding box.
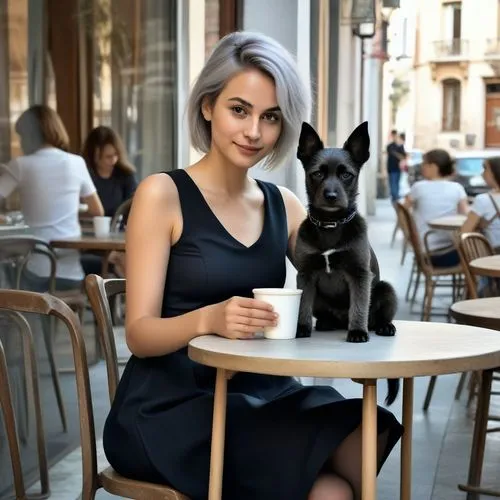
[351,0,376,39]
[351,0,377,121]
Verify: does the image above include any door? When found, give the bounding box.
[485,90,500,147]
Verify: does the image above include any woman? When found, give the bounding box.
[81,126,136,276]
[103,32,402,500]
[0,105,104,290]
[81,125,137,217]
[461,156,500,251]
[404,149,469,267]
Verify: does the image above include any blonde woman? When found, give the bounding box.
[0,105,104,290]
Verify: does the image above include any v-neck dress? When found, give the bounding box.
[103,169,402,500]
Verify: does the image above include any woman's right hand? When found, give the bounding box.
[206,296,278,339]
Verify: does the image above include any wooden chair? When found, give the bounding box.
[422,233,497,410]
[394,203,463,321]
[110,198,132,234]
[393,202,420,304]
[457,232,495,299]
[0,310,49,499]
[0,289,188,500]
[84,274,189,498]
[0,235,87,432]
[84,275,124,401]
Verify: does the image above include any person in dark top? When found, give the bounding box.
[102,32,402,500]
[82,126,137,217]
[81,126,137,275]
[386,129,405,202]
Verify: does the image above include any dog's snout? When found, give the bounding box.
[323,189,338,201]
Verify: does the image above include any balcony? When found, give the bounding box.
[485,38,500,59]
[431,39,469,62]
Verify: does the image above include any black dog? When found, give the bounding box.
[294,121,399,405]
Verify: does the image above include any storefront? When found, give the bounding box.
[0,0,238,184]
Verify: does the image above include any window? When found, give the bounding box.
[0,0,28,163]
[91,0,177,179]
[442,78,461,131]
[443,2,461,54]
[205,0,220,59]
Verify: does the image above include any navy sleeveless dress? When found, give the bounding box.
[103,169,402,500]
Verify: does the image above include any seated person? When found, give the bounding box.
[461,157,500,296]
[81,126,137,276]
[404,149,469,267]
[0,105,104,291]
[82,125,137,217]
[461,157,500,252]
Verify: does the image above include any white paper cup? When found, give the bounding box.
[252,288,303,339]
[93,216,111,237]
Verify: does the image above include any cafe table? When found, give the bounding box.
[427,214,467,231]
[50,233,125,276]
[49,233,125,252]
[189,320,500,500]
[469,255,500,279]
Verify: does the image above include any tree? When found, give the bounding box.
[389,77,410,124]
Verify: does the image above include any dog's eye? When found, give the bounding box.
[340,172,353,180]
[311,171,323,179]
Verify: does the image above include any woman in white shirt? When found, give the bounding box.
[0,105,104,291]
[404,148,469,267]
[461,157,500,252]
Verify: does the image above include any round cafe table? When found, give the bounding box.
[188,320,500,500]
[469,255,500,278]
[427,214,467,231]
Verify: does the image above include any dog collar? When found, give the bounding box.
[308,210,357,229]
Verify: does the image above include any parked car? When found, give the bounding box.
[454,150,500,197]
[408,149,500,197]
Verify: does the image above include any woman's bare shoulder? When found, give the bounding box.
[134,172,180,207]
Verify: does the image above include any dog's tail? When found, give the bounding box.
[385,378,400,406]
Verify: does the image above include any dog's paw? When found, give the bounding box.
[347,329,369,343]
[296,323,312,338]
[375,323,396,337]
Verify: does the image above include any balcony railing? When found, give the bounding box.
[485,38,500,57]
[432,39,469,60]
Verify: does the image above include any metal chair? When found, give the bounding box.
[0,235,86,432]
[0,310,49,499]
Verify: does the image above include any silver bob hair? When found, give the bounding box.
[187,31,311,170]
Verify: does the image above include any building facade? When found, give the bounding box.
[412,0,500,151]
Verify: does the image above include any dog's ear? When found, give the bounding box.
[343,121,370,166]
[297,122,324,165]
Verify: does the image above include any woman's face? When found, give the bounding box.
[202,68,283,169]
[482,160,498,188]
[95,144,119,172]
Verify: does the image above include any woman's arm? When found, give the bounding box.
[82,192,104,216]
[457,197,470,215]
[403,194,413,209]
[461,211,481,233]
[125,174,277,358]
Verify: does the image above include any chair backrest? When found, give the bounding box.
[0,236,57,290]
[0,290,98,498]
[394,202,430,272]
[85,274,126,403]
[111,198,133,233]
[0,310,48,499]
[457,232,495,298]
